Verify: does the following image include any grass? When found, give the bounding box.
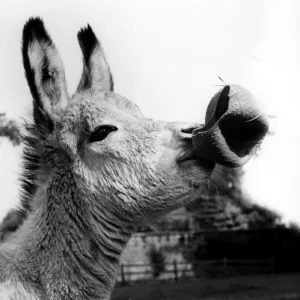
[111,273,300,300]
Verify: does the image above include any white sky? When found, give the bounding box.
[0,0,299,224]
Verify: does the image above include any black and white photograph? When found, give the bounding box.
[0,1,299,299]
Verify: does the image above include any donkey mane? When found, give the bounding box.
[0,121,49,240]
[19,124,43,214]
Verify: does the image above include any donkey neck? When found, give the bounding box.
[14,169,133,299]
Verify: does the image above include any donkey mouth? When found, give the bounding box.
[178,153,216,171]
[194,159,216,170]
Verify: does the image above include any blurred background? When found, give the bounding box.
[0,0,299,299]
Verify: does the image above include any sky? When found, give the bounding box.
[0,0,299,224]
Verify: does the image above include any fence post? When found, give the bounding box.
[173,259,178,282]
[120,263,126,285]
[270,257,275,274]
[223,257,228,277]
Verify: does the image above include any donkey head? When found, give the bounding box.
[21,18,268,224]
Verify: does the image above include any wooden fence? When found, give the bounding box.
[118,258,276,284]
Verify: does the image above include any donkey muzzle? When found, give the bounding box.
[192,85,269,168]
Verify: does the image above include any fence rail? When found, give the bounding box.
[118,258,276,284]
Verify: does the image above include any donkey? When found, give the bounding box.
[0,18,268,299]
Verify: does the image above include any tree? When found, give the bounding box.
[186,165,281,231]
[0,209,25,243]
[242,203,281,229]
[0,113,21,146]
[289,222,300,234]
[185,166,247,230]
[0,114,22,243]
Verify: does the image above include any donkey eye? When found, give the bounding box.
[89,125,118,143]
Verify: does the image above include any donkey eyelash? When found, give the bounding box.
[88,125,118,143]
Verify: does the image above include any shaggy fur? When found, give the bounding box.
[0,18,221,299]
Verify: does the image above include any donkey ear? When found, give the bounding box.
[76,24,114,93]
[22,17,69,132]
